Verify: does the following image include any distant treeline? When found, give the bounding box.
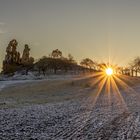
[1,39,140,77]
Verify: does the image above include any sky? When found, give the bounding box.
[0,0,140,70]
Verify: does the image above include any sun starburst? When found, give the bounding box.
[88,64,137,112]
[105,68,113,76]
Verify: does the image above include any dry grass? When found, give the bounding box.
[0,76,94,108]
[0,75,140,108]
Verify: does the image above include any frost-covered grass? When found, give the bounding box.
[0,72,85,81]
[0,75,140,139]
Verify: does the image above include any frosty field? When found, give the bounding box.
[0,75,140,140]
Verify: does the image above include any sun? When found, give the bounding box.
[105,67,113,76]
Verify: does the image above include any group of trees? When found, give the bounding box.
[80,58,97,70]
[128,57,140,77]
[79,57,140,77]
[35,51,78,75]
[2,39,34,75]
[2,40,101,75]
[35,50,101,75]
[2,40,140,77]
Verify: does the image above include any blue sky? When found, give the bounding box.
[1,0,140,69]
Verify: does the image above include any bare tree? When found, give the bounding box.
[80,58,96,70]
[97,63,107,71]
[130,57,140,76]
[129,62,135,76]
[68,54,77,64]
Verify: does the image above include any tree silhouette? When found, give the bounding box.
[51,49,62,58]
[35,55,79,75]
[129,62,135,76]
[131,57,140,76]
[3,39,20,74]
[35,56,49,75]
[80,58,96,71]
[2,40,34,75]
[97,63,107,71]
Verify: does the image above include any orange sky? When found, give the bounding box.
[1,0,140,70]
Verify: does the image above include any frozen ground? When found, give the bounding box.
[0,73,85,91]
[0,72,84,81]
[0,80,35,92]
[0,75,140,140]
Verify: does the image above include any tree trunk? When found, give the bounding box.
[43,70,45,76]
[131,69,134,77]
[54,68,57,74]
[26,68,28,75]
[136,70,138,77]
[39,68,41,75]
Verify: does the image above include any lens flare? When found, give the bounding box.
[88,63,135,114]
[106,68,113,76]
